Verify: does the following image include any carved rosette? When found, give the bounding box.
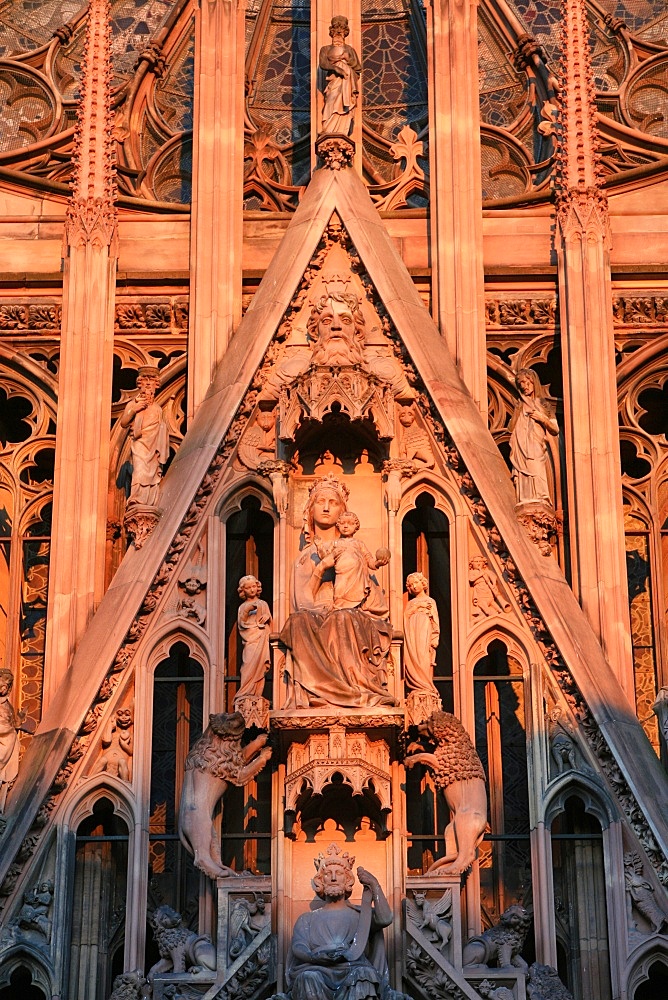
[315,134,355,170]
[279,366,394,441]
[123,504,162,550]
[514,501,560,556]
[284,730,391,814]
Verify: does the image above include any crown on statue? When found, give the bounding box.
[314,842,355,875]
[307,474,350,503]
[321,272,352,299]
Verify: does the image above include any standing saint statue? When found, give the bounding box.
[120,366,169,507]
[235,575,272,707]
[508,368,558,506]
[0,668,21,812]
[272,843,409,1000]
[318,16,362,136]
[279,475,395,709]
[403,573,440,698]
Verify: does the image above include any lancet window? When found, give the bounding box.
[550,795,613,1000]
[148,643,203,924]
[69,797,129,1000]
[473,640,533,944]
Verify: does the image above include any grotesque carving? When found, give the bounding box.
[120,366,169,508]
[624,851,668,933]
[280,476,395,710]
[147,904,217,983]
[398,407,434,469]
[228,893,270,960]
[526,963,575,1000]
[468,556,511,618]
[274,843,410,1000]
[238,409,277,469]
[547,707,578,775]
[318,16,361,136]
[108,970,147,1000]
[177,562,207,624]
[404,711,487,875]
[509,368,558,507]
[178,712,272,879]
[96,706,134,781]
[462,905,531,971]
[403,572,440,697]
[0,668,22,811]
[405,889,452,952]
[235,575,272,712]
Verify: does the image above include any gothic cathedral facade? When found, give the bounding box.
[0,1,667,999]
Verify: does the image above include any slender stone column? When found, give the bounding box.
[188,0,245,419]
[43,0,117,708]
[426,0,487,415]
[555,0,633,703]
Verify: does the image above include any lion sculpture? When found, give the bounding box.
[147,904,217,984]
[107,970,146,1000]
[404,710,487,875]
[526,963,574,1000]
[462,905,531,971]
[178,711,272,879]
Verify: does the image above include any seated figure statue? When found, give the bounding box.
[280,475,395,709]
[272,843,409,1000]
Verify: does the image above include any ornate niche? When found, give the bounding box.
[284,730,392,839]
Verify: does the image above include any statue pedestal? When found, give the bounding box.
[405,691,442,727]
[464,968,526,1000]
[315,133,355,170]
[514,500,560,556]
[123,502,162,549]
[234,695,270,730]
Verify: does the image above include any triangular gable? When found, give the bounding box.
[2,165,667,885]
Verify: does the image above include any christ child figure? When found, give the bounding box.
[235,575,272,705]
[314,511,390,611]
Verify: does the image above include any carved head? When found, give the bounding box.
[136,365,160,399]
[150,904,182,931]
[398,406,416,428]
[0,668,13,696]
[238,575,262,599]
[307,292,366,365]
[304,475,349,539]
[469,556,487,571]
[406,572,429,596]
[515,367,540,399]
[329,15,349,38]
[500,904,532,935]
[312,843,355,901]
[336,511,360,537]
[256,410,276,432]
[208,711,246,739]
[115,707,133,729]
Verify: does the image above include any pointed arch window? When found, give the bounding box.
[474,639,533,955]
[148,642,203,923]
[550,795,612,1000]
[69,797,129,1000]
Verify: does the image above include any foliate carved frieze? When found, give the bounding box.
[485,298,557,329]
[0,304,61,333]
[613,295,668,327]
[115,300,188,333]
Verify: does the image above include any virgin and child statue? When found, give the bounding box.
[279,475,396,710]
